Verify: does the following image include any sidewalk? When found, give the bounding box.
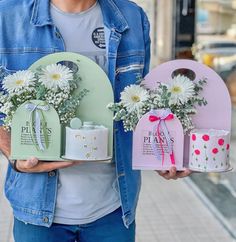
[0,154,13,242]
[0,154,235,242]
[136,171,235,242]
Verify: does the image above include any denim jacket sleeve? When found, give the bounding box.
[140,8,151,77]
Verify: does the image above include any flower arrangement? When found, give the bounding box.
[108,75,207,133]
[0,63,88,128]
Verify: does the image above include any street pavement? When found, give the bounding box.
[0,154,235,242]
[189,137,236,237]
[136,172,235,242]
[0,154,13,242]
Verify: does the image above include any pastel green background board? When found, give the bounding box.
[11,100,61,160]
[29,52,114,159]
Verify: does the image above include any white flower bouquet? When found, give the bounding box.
[0,63,88,129]
[108,75,207,133]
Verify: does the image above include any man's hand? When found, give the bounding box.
[0,127,81,173]
[157,166,192,180]
[0,127,11,158]
[15,157,82,173]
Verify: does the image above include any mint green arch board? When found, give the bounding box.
[30,52,114,159]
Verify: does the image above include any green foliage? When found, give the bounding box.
[0,65,88,128]
[108,78,208,133]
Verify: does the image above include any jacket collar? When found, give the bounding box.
[31,0,129,33]
[30,0,53,26]
[99,0,129,33]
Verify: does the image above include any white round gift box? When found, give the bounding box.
[189,129,231,172]
[64,125,110,161]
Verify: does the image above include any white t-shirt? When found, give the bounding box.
[51,1,120,225]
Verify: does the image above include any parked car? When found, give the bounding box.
[214,55,236,73]
[192,40,236,66]
[213,54,236,80]
[227,24,236,38]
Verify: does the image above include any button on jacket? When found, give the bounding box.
[2,0,151,228]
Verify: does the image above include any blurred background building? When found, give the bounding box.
[135,0,236,104]
[135,0,236,67]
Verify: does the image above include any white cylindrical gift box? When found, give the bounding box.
[64,125,109,161]
[189,129,230,172]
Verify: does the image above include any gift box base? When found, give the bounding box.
[10,156,65,162]
[189,166,233,173]
[132,165,186,171]
[61,155,112,162]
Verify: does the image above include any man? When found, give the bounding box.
[0,0,191,241]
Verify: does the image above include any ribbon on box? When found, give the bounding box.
[25,102,50,151]
[149,109,175,166]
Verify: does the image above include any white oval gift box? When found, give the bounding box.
[189,129,231,172]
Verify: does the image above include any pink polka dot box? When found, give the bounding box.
[189,129,231,172]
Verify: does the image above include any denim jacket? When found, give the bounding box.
[2,0,150,228]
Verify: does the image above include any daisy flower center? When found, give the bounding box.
[15,80,24,85]
[131,95,141,103]
[171,86,182,94]
[51,73,61,81]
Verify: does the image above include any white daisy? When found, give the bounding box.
[39,64,73,91]
[120,85,149,112]
[3,70,35,94]
[168,75,195,105]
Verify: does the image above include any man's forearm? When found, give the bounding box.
[0,127,11,158]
